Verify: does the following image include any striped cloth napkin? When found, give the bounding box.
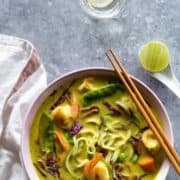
[0,35,47,180]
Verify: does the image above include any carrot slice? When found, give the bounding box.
[138,156,155,171]
[84,153,103,177]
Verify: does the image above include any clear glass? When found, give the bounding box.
[80,0,126,18]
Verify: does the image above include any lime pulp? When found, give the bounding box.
[138,41,170,72]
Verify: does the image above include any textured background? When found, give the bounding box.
[0,0,179,179]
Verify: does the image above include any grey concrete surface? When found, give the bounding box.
[0,0,179,179]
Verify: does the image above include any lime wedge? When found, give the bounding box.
[88,0,113,8]
[138,41,170,72]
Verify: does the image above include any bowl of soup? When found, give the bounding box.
[21,67,173,180]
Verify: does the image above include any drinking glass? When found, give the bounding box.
[80,0,126,18]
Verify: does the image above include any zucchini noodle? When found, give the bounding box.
[65,149,88,179]
[104,116,130,132]
[72,137,88,155]
[84,116,102,126]
[65,115,132,178]
[105,149,120,164]
[105,151,113,164]
[111,149,121,163]
[98,130,131,151]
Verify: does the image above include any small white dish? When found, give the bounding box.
[150,64,180,98]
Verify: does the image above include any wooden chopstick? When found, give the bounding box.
[109,49,180,165]
[109,49,180,167]
[105,49,180,174]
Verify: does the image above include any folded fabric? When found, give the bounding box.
[0,35,47,180]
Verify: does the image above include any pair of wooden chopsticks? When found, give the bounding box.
[105,49,180,174]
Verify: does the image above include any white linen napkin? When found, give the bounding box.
[0,35,47,180]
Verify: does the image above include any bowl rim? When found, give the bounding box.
[21,67,174,180]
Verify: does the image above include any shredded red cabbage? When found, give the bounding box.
[69,122,83,136]
[45,155,60,177]
[46,155,55,166]
[50,80,75,111]
[103,102,121,115]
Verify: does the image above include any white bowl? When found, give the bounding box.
[21,67,173,180]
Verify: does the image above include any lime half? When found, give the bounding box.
[139,41,170,72]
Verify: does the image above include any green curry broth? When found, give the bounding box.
[30,76,164,180]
